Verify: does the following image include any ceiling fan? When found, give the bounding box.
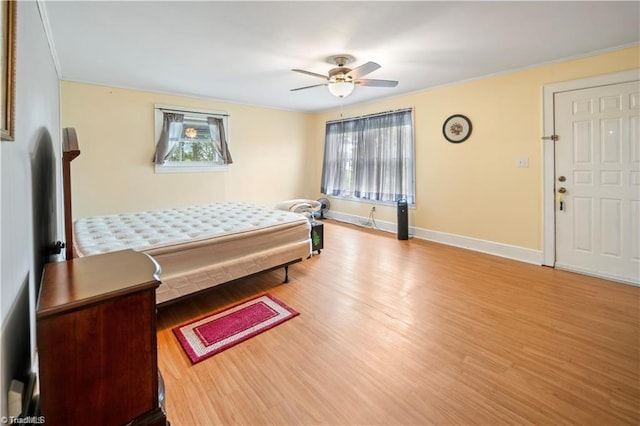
[291,55,398,98]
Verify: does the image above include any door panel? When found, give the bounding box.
[600,198,621,256]
[555,80,640,284]
[632,200,640,260]
[572,197,592,252]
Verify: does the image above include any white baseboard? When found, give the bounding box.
[555,263,639,286]
[327,211,544,266]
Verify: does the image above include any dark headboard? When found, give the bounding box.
[31,128,57,297]
[62,128,80,259]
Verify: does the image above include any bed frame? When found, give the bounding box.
[61,128,307,305]
[62,128,80,260]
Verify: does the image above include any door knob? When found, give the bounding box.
[558,187,567,194]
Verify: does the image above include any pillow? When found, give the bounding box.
[274,199,322,214]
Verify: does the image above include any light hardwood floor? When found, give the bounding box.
[156,220,639,425]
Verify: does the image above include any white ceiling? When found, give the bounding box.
[43,1,639,113]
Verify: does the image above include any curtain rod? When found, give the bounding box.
[326,107,412,124]
[157,107,229,117]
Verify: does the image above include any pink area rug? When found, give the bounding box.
[173,294,299,364]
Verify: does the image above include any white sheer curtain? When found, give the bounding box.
[153,112,184,165]
[207,116,233,164]
[321,119,357,197]
[321,109,414,204]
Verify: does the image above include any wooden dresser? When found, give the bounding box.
[37,250,167,425]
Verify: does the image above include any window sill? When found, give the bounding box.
[326,195,415,208]
[154,164,229,174]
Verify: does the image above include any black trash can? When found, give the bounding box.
[397,199,408,240]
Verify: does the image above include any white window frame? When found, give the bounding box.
[154,104,230,174]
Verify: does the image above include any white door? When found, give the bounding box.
[555,81,640,284]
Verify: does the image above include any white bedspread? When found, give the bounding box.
[74,202,308,257]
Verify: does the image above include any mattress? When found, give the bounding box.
[74,202,311,304]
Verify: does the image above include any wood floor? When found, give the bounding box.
[156,220,639,425]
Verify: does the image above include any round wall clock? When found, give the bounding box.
[443,114,472,143]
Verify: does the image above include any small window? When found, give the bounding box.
[153,104,232,173]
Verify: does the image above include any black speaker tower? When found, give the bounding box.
[397,199,408,240]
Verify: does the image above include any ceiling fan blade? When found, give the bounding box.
[355,79,398,87]
[347,61,381,79]
[290,83,328,92]
[291,69,328,80]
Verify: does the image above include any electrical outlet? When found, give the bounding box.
[517,158,529,168]
[8,379,24,418]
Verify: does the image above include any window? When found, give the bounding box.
[153,104,232,173]
[321,108,415,205]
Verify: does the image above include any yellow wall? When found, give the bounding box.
[62,46,639,251]
[311,46,640,250]
[61,82,313,219]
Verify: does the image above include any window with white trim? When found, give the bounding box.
[321,108,415,205]
[153,104,232,173]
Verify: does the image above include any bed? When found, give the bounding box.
[62,128,311,305]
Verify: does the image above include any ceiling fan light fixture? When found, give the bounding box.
[184,127,197,138]
[291,55,396,99]
[328,81,355,98]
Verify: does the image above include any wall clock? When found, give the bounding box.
[443,114,472,143]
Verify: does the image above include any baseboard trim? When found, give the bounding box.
[555,263,639,286]
[327,211,544,266]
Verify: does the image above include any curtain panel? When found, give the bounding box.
[321,109,414,204]
[153,112,184,165]
[207,116,233,164]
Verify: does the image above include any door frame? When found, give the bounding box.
[542,68,640,267]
